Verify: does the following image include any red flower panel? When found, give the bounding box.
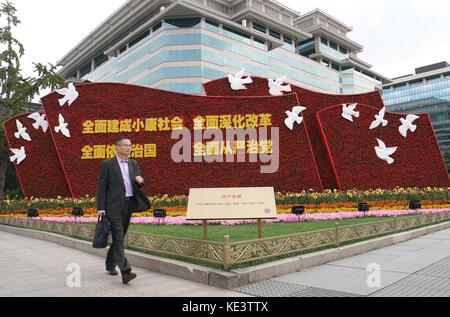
[316,104,450,190]
[41,83,322,198]
[203,77,385,189]
[3,113,71,198]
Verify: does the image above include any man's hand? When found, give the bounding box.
[135,176,144,184]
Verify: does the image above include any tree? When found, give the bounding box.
[0,1,65,203]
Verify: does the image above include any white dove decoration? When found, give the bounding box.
[10,146,26,165]
[342,103,360,122]
[14,120,31,142]
[268,76,292,96]
[227,69,253,90]
[285,106,307,131]
[369,107,388,130]
[27,113,49,133]
[56,83,79,106]
[375,139,397,165]
[54,114,71,138]
[399,114,420,138]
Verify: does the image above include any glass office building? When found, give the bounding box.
[383,62,450,151]
[58,0,389,95]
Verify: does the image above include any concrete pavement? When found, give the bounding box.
[235,228,450,297]
[2,226,450,297]
[0,230,247,297]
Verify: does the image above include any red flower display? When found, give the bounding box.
[39,83,322,198]
[5,79,448,199]
[316,104,450,190]
[3,113,71,198]
[203,77,385,189]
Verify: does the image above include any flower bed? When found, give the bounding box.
[2,188,449,209]
[2,199,449,219]
[4,208,449,226]
[1,188,448,222]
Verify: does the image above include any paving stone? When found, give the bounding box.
[0,230,245,297]
[237,228,450,297]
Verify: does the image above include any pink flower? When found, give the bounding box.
[26,208,450,226]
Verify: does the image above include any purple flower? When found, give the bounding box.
[29,208,450,226]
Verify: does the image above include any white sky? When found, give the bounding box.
[11,0,450,89]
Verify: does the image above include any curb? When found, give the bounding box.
[1,221,450,290]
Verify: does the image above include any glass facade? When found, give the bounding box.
[319,43,349,61]
[383,73,450,150]
[82,17,380,96]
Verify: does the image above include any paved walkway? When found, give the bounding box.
[236,228,450,297]
[0,230,246,297]
[2,227,450,297]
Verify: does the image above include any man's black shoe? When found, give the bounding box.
[122,272,137,284]
[107,268,118,276]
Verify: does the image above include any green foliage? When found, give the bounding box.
[1,187,448,213]
[0,1,65,155]
[128,217,385,242]
[0,1,65,201]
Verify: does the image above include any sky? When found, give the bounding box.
[9,0,450,94]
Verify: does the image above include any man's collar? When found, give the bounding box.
[116,155,129,163]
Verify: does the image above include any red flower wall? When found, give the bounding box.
[40,83,322,198]
[3,113,71,198]
[5,80,447,199]
[203,77,385,190]
[316,104,450,190]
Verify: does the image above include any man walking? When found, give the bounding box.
[96,136,151,284]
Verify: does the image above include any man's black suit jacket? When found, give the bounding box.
[96,157,151,218]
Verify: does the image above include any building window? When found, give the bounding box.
[152,22,162,32]
[321,37,328,45]
[252,22,266,34]
[205,19,219,28]
[129,30,150,48]
[331,63,340,71]
[329,41,338,50]
[254,37,265,45]
[117,45,127,55]
[94,54,108,69]
[426,75,441,82]
[165,18,201,28]
[223,26,250,39]
[79,63,91,78]
[410,79,424,85]
[339,46,348,54]
[298,38,315,57]
[284,36,293,45]
[297,38,316,57]
[269,29,281,39]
